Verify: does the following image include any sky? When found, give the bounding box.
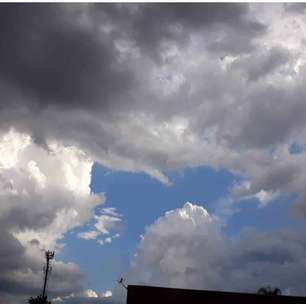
[2,2,306,303]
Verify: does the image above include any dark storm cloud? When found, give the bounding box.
[0,3,269,174]
[0,231,84,301]
[230,83,306,149]
[92,3,266,59]
[0,4,133,110]
[0,234,45,297]
[0,231,25,272]
[284,3,306,14]
[0,3,265,113]
[132,3,265,55]
[2,3,306,303]
[228,229,306,295]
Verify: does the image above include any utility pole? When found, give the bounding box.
[28,250,55,304]
[42,251,55,300]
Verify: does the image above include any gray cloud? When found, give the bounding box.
[0,231,25,273]
[2,3,306,302]
[128,203,306,296]
[0,4,133,111]
[284,3,306,14]
[0,233,84,303]
[0,130,102,303]
[112,3,266,58]
[0,3,268,184]
[231,47,291,82]
[0,3,264,114]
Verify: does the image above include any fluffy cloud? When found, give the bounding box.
[0,129,102,248]
[0,129,104,303]
[0,3,266,183]
[1,4,306,211]
[78,207,122,245]
[2,3,306,302]
[128,203,306,296]
[53,289,115,304]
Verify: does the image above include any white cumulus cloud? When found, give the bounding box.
[127,202,306,296]
[0,129,106,302]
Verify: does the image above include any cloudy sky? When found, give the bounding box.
[2,2,306,303]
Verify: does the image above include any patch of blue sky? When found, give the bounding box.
[90,163,237,230]
[289,141,306,155]
[58,163,305,293]
[57,230,129,294]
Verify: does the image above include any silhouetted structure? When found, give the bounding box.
[258,286,282,296]
[28,295,50,304]
[28,251,55,304]
[42,251,54,299]
[127,285,306,304]
[117,277,128,290]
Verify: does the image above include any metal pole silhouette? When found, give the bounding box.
[117,277,128,290]
[42,251,55,299]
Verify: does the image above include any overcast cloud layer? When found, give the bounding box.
[1,3,306,200]
[2,3,306,303]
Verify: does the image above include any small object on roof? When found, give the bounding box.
[117,277,128,290]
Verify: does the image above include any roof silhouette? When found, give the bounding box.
[127,285,306,304]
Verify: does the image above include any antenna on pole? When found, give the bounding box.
[28,250,55,304]
[42,251,55,300]
[117,277,128,290]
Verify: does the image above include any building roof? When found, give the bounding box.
[127,285,306,304]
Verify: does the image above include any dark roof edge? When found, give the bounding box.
[127,284,306,300]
